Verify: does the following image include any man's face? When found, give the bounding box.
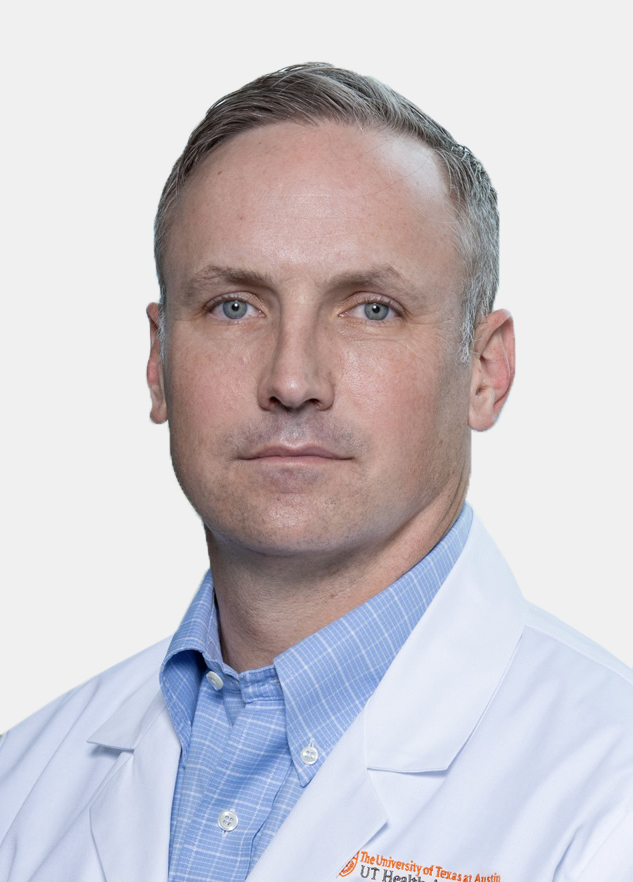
[149,122,476,567]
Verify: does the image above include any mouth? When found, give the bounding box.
[246,445,347,462]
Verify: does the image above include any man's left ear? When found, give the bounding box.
[468,309,515,432]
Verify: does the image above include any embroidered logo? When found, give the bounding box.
[338,850,501,881]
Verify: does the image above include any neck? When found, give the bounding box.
[206,482,468,672]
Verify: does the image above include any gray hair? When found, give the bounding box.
[154,63,499,360]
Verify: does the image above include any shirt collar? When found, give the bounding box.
[161,504,472,770]
[275,503,472,782]
[159,572,220,753]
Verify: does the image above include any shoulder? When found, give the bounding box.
[489,606,633,872]
[511,604,633,767]
[466,513,633,694]
[521,602,633,694]
[0,638,171,840]
[525,602,633,678]
[1,637,171,747]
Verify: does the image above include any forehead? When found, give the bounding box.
[163,121,462,298]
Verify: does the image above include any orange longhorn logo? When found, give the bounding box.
[339,851,360,877]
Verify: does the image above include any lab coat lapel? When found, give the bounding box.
[366,514,528,773]
[88,684,181,882]
[246,710,387,882]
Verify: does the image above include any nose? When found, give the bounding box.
[257,316,335,412]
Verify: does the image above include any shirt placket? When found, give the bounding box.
[170,693,291,882]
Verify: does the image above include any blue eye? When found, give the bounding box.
[364,302,391,321]
[222,300,249,319]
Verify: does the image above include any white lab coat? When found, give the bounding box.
[2,515,633,882]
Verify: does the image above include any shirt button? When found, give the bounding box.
[217,809,238,832]
[206,671,224,690]
[300,745,319,765]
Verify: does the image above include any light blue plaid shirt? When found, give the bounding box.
[161,504,472,882]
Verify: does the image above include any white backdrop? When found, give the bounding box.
[1,0,630,733]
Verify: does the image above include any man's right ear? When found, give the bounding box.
[146,302,168,424]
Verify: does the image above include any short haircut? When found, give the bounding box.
[154,63,499,359]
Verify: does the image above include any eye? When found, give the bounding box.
[210,298,258,320]
[221,299,248,319]
[363,302,392,321]
[343,298,399,322]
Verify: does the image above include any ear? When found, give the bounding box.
[146,302,168,424]
[468,309,515,432]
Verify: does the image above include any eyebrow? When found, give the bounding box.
[183,263,413,300]
[326,265,411,293]
[183,265,277,301]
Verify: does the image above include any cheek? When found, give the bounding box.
[341,343,469,464]
[165,339,256,432]
[341,341,444,425]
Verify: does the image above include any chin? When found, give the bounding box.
[204,510,366,562]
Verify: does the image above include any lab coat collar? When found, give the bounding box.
[365,513,528,773]
[87,663,181,882]
[89,704,180,882]
[86,673,168,751]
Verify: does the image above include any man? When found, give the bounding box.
[1,63,632,882]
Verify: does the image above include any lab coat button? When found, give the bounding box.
[206,671,224,690]
[218,810,238,831]
[300,745,319,765]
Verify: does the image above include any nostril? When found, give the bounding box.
[266,395,327,413]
